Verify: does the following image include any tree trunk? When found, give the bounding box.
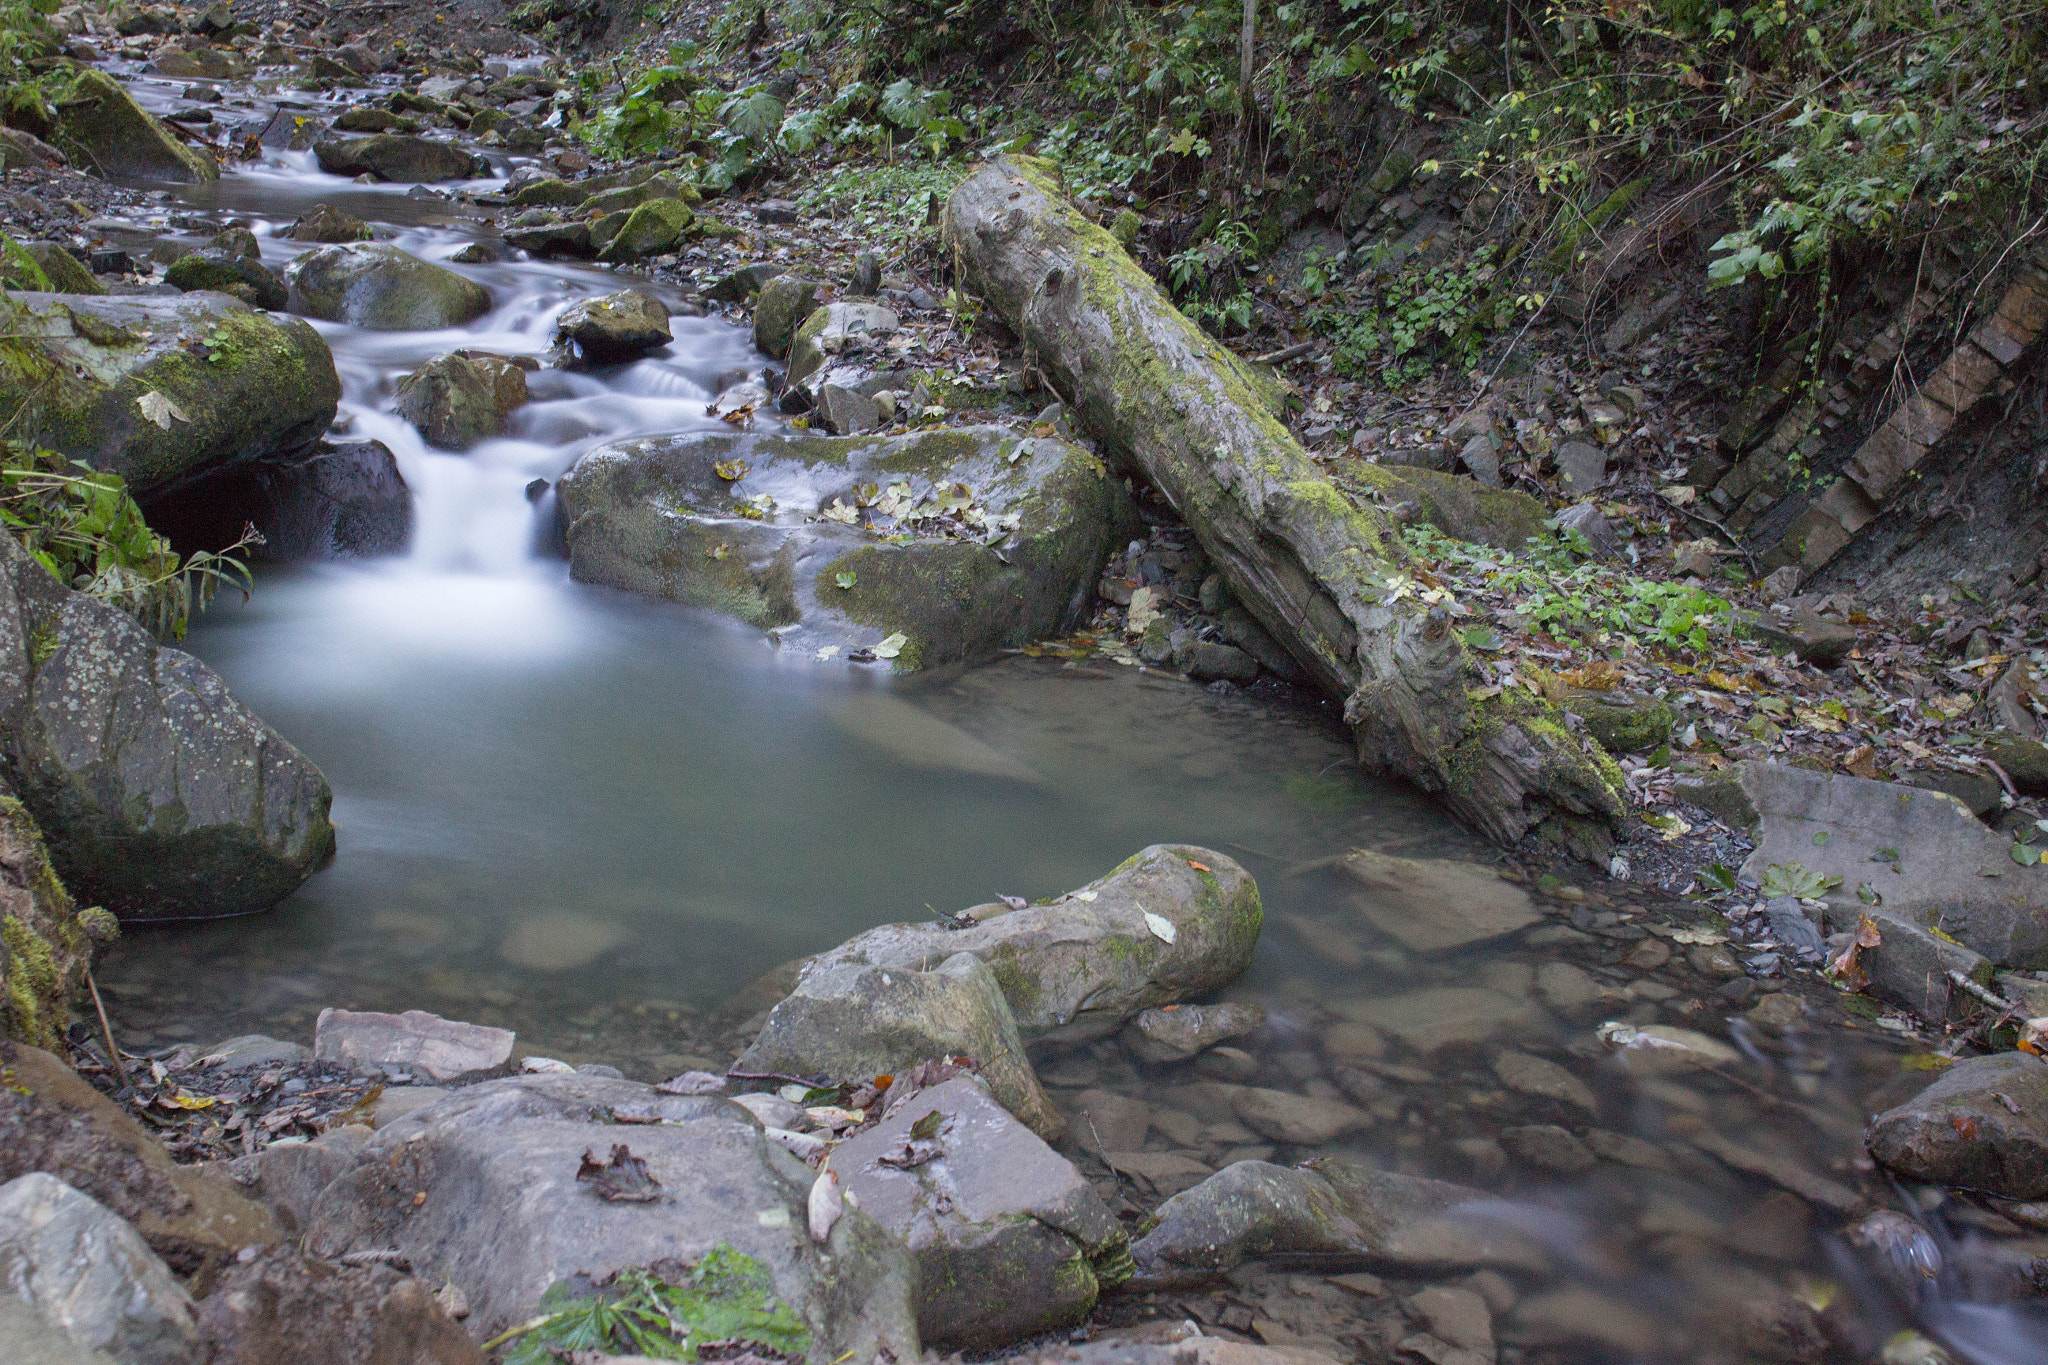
[944,155,1625,855]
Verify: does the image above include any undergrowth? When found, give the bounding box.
[495,1248,809,1364]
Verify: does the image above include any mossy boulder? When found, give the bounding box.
[583,173,698,215]
[0,793,109,1048]
[552,290,670,364]
[0,533,337,919]
[311,134,484,182]
[394,351,525,448]
[790,845,1261,1046]
[1565,688,1674,756]
[164,248,288,309]
[753,274,817,360]
[508,177,589,208]
[0,291,340,498]
[595,197,696,263]
[286,243,491,331]
[285,203,371,244]
[555,425,1140,670]
[13,241,102,295]
[45,67,216,183]
[1350,462,1553,552]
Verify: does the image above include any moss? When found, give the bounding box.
[0,234,52,292]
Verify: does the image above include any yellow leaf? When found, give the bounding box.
[1704,671,1744,692]
[166,1092,216,1110]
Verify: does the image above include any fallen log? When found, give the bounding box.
[944,155,1624,855]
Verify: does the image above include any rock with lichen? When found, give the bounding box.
[0,788,114,1048]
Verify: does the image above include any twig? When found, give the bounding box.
[1251,340,1315,365]
[1982,757,2020,802]
[1667,501,1763,573]
[85,968,130,1093]
[724,1068,824,1088]
[1948,968,2015,1012]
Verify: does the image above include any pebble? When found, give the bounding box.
[1231,1087,1372,1144]
[1491,1050,1598,1114]
[1622,939,1673,971]
[1501,1123,1597,1174]
[1408,1285,1495,1354]
[1193,1046,1259,1083]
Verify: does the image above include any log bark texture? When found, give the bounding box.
[944,155,1624,852]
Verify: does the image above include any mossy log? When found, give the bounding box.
[943,155,1624,853]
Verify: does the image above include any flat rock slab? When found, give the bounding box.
[834,1076,1122,1351]
[0,1173,198,1365]
[1681,761,2048,968]
[0,291,340,499]
[1340,850,1539,952]
[312,1008,513,1081]
[1866,1052,2048,1199]
[301,1074,920,1359]
[557,426,1137,671]
[793,845,1261,1045]
[1341,987,1544,1053]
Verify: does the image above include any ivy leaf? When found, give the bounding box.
[834,570,856,589]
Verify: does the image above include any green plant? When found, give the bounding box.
[0,442,255,641]
[496,1249,810,1364]
[1166,218,1261,332]
[573,46,703,159]
[1313,246,1519,384]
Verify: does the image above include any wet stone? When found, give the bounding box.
[1342,850,1540,953]
[1231,1088,1371,1146]
[311,1008,513,1081]
[1500,1124,1596,1175]
[1122,1002,1266,1064]
[1490,1051,1596,1114]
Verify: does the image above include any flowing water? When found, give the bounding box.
[83,68,2048,1365]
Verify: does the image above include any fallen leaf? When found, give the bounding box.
[136,391,188,429]
[1126,585,1161,636]
[820,498,860,524]
[909,1109,945,1141]
[835,570,857,590]
[998,894,1026,909]
[1950,1115,1978,1140]
[1991,1092,2023,1114]
[807,1167,843,1241]
[714,459,750,481]
[706,542,731,560]
[1072,890,1097,902]
[1186,859,1211,872]
[1143,911,1177,944]
[576,1144,662,1202]
[872,632,907,660]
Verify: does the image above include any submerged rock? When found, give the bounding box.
[312,134,483,183]
[301,1073,921,1358]
[0,1173,199,1365]
[552,289,670,364]
[139,440,412,562]
[1120,1002,1265,1064]
[556,426,1138,670]
[1866,1052,2048,1199]
[286,244,490,331]
[45,68,216,183]
[1338,849,1540,953]
[0,291,339,499]
[791,846,1260,1044]
[0,796,100,1049]
[0,533,337,919]
[833,1075,1126,1350]
[736,951,1061,1140]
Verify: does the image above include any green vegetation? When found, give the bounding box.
[497,1249,810,1364]
[0,441,255,641]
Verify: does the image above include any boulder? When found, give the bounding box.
[1675,761,2048,972]
[0,795,102,1049]
[311,135,483,182]
[300,1073,922,1358]
[753,275,817,359]
[311,1008,513,1081]
[815,383,879,436]
[0,292,339,498]
[552,290,670,364]
[583,174,697,215]
[283,204,369,244]
[217,1126,368,1234]
[162,249,286,310]
[735,951,1061,1140]
[1866,1052,2048,1198]
[0,1173,199,1365]
[1346,463,1551,551]
[45,69,216,183]
[1565,689,1673,756]
[787,303,899,387]
[833,1075,1126,1350]
[503,219,594,259]
[0,534,336,919]
[0,1042,281,1268]
[285,244,490,331]
[508,178,588,208]
[787,847,1259,1045]
[193,1245,481,1365]
[139,440,412,562]
[1120,1002,1265,1064]
[556,426,1139,670]
[330,107,417,134]
[595,197,695,263]
[394,352,519,448]
[1177,639,1258,685]
[0,1295,117,1365]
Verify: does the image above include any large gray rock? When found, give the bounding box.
[556,426,1138,670]
[286,244,491,331]
[1866,1052,2048,1198]
[139,440,412,562]
[0,535,336,919]
[0,292,340,498]
[1677,761,2048,972]
[1128,1157,1542,1290]
[193,1245,481,1365]
[736,951,1061,1141]
[552,290,670,364]
[787,303,899,387]
[45,68,215,183]
[311,134,484,182]
[793,846,1260,1045]
[754,275,818,359]
[0,1173,199,1365]
[393,352,522,449]
[0,1296,118,1365]
[1337,849,1539,952]
[300,1074,921,1360]
[833,1076,1125,1351]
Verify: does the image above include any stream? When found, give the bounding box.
[83,66,2048,1365]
